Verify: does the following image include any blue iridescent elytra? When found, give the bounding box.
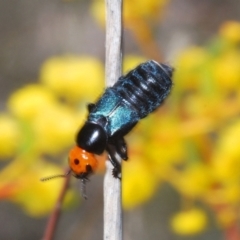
[76,60,173,177]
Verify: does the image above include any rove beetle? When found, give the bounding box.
[41,60,173,196]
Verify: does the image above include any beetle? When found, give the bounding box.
[41,60,173,196]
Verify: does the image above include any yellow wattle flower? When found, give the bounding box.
[171,164,212,198]
[11,161,76,217]
[219,21,240,44]
[32,104,83,155]
[40,55,104,102]
[212,119,240,182]
[0,114,21,158]
[7,84,57,121]
[171,208,208,235]
[123,55,147,73]
[212,51,240,91]
[122,159,158,209]
[91,0,169,26]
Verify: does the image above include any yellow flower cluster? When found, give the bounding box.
[0,115,20,158]
[171,208,207,235]
[219,21,240,44]
[40,55,104,102]
[121,21,240,235]
[0,55,104,216]
[91,0,168,26]
[91,0,168,60]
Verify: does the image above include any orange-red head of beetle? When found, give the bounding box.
[68,146,98,179]
[40,146,98,181]
[40,146,98,199]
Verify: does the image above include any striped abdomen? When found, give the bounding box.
[114,60,173,118]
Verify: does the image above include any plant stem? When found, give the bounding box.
[104,0,123,240]
[42,170,71,240]
[225,222,240,240]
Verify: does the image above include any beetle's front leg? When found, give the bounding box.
[114,137,128,160]
[87,103,96,113]
[106,144,121,179]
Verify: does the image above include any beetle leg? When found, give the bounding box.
[115,137,128,160]
[106,144,121,179]
[87,103,96,113]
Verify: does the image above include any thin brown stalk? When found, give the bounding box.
[41,171,71,240]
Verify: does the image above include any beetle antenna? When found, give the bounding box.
[40,170,71,182]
